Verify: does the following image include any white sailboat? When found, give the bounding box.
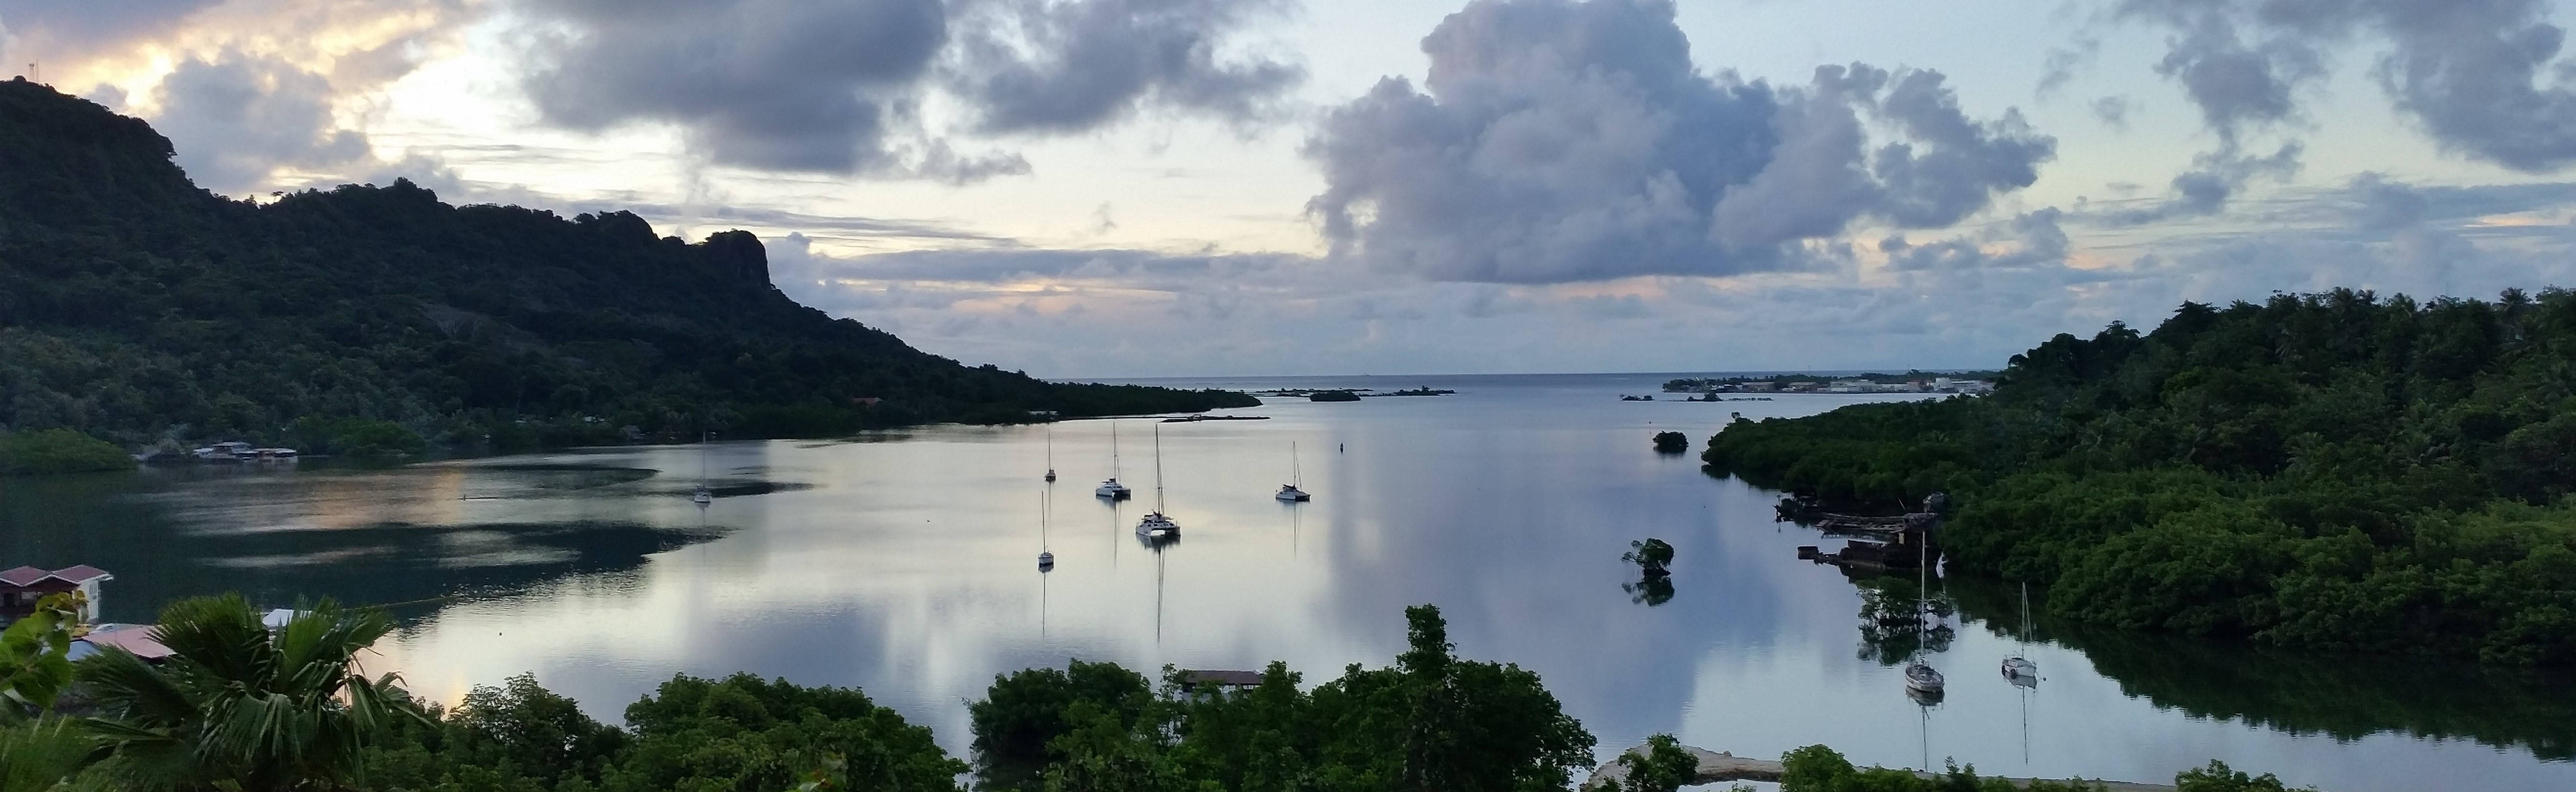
[2002,581,2038,685]
[1276,441,1311,501]
[1902,537,1945,697]
[1038,490,1055,571]
[1096,421,1132,499]
[1136,424,1178,538]
[1045,426,1057,482]
[691,431,714,505]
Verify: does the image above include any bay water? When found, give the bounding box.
[3,373,2568,791]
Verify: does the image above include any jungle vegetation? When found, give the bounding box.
[0,429,133,475]
[0,595,2320,792]
[1702,290,2576,665]
[0,79,1251,459]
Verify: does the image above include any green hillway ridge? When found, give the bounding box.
[0,78,1251,466]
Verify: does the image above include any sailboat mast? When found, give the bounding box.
[1153,424,1166,512]
[1292,441,1300,486]
[1112,422,1120,478]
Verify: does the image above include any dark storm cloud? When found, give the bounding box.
[514,0,1294,179]
[515,0,978,176]
[2117,0,2576,173]
[153,50,372,194]
[954,0,1302,134]
[1304,0,2054,284]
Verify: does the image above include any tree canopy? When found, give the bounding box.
[1703,290,2576,664]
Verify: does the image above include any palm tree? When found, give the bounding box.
[75,594,420,792]
[1,718,106,792]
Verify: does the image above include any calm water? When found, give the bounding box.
[3,373,2571,791]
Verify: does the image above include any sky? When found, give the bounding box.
[5,0,2576,378]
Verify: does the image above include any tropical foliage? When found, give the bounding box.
[75,595,419,791]
[0,594,80,719]
[1777,745,2105,792]
[1701,290,2576,664]
[0,590,2323,792]
[1652,431,1688,453]
[0,80,1252,456]
[366,672,965,792]
[0,430,133,475]
[967,605,1597,792]
[1593,733,1700,792]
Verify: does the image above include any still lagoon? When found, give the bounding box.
[3,373,2570,791]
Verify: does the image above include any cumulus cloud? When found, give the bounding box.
[2117,0,2327,143]
[952,0,1302,134]
[1305,0,2054,284]
[151,50,372,194]
[2115,0,2576,174]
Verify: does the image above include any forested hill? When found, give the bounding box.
[1703,290,2576,665]
[0,79,1251,453]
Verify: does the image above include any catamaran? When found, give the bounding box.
[1276,441,1311,501]
[1096,421,1132,499]
[1136,424,1178,538]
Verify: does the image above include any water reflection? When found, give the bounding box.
[1856,581,1954,666]
[1622,574,1674,606]
[4,374,2573,792]
[1945,580,2576,762]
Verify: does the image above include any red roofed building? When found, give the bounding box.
[0,565,112,622]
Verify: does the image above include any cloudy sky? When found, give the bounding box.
[6,0,2576,377]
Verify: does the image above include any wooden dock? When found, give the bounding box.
[1581,743,2180,791]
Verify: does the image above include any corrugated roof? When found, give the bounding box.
[0,566,46,587]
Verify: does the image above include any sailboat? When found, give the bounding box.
[691,431,714,505]
[1136,424,1178,538]
[2002,581,2038,685]
[1038,490,1055,571]
[1275,441,1311,501]
[1045,427,1057,482]
[1902,537,1945,697]
[1096,421,1132,499]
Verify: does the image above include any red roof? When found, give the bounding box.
[0,565,113,588]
